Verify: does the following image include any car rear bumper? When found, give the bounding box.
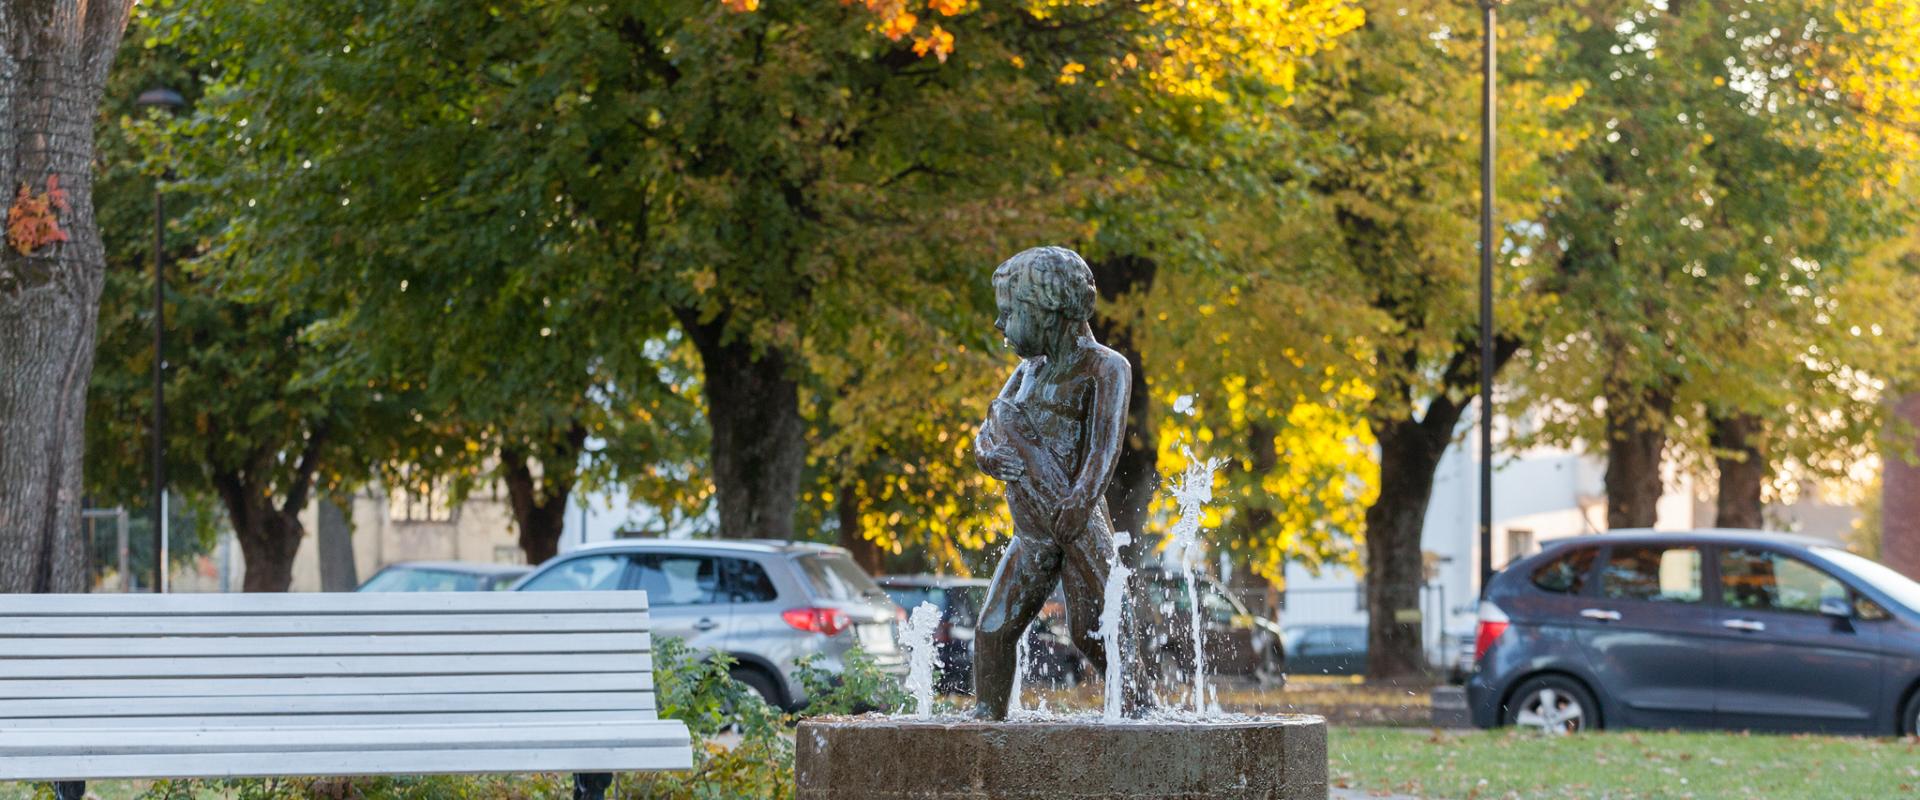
[1466,671,1502,728]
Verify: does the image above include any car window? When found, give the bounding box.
[797,554,889,602]
[634,554,720,606]
[1202,588,1237,624]
[1720,548,1848,615]
[1812,546,1920,615]
[950,587,984,628]
[519,555,632,592]
[1531,547,1596,594]
[1601,545,1702,603]
[883,587,939,612]
[359,568,489,592]
[1333,627,1367,651]
[720,558,777,603]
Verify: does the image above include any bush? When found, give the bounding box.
[109,638,905,800]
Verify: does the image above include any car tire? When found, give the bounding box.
[730,666,787,711]
[1901,688,1920,737]
[1501,674,1598,735]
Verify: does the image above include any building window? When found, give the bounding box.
[1505,529,1536,566]
[388,479,455,523]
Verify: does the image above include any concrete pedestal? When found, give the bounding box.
[795,715,1328,800]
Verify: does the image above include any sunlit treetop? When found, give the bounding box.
[724,0,1365,97]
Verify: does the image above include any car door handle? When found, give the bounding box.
[1722,619,1765,632]
[1579,608,1621,621]
[693,618,718,632]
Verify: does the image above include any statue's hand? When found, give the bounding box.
[982,447,1026,482]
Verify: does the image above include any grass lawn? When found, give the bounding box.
[1332,727,1920,799]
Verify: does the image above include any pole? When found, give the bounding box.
[1477,0,1498,591]
[153,180,168,594]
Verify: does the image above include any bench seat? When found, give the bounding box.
[0,592,690,790]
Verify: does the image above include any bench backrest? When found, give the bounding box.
[0,591,658,731]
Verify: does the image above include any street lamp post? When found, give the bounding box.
[1477,0,1499,591]
[136,86,185,594]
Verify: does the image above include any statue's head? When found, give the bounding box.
[992,246,1096,358]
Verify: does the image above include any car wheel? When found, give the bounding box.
[1902,689,1920,737]
[730,666,786,711]
[1502,675,1597,735]
[1255,645,1287,689]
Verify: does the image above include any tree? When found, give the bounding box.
[167,0,1367,565]
[0,0,138,592]
[1513,0,1920,529]
[1278,0,1573,678]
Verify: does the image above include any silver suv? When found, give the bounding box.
[511,539,906,709]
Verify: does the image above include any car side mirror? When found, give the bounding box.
[1819,597,1852,618]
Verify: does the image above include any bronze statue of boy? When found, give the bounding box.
[972,246,1142,720]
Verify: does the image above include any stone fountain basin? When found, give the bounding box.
[796,713,1327,799]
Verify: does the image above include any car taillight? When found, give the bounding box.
[1472,600,1510,664]
[783,607,852,636]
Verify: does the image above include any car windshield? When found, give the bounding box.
[798,554,890,603]
[359,567,491,592]
[1813,547,1920,613]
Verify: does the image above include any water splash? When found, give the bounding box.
[1010,623,1029,713]
[1167,447,1224,716]
[900,602,942,718]
[1097,530,1134,721]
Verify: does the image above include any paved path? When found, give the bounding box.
[1331,789,1423,800]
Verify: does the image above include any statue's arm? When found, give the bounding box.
[975,365,1026,479]
[1059,352,1130,524]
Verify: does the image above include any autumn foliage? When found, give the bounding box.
[5,176,69,256]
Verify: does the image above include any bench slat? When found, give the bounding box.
[2,709,659,729]
[1,746,693,781]
[0,691,655,719]
[0,612,650,638]
[0,633,650,658]
[0,592,646,616]
[0,721,680,753]
[0,745,694,781]
[0,653,652,680]
[0,672,652,700]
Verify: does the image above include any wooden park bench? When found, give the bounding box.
[0,591,690,800]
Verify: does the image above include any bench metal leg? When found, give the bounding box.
[52,782,85,800]
[573,772,613,800]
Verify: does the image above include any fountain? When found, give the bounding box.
[797,247,1326,799]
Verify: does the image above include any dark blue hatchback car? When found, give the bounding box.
[1467,529,1920,735]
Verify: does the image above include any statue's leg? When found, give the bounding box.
[51,783,85,800]
[972,535,1062,720]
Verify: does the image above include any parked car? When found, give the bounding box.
[877,575,1096,693]
[1138,567,1288,687]
[356,561,530,592]
[1469,529,1920,736]
[1281,624,1366,677]
[510,539,906,710]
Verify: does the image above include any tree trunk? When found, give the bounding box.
[214,474,304,593]
[315,493,358,591]
[1709,412,1765,529]
[1604,384,1673,529]
[0,1,137,593]
[1359,338,1516,682]
[1364,415,1452,682]
[836,483,883,574]
[676,306,806,540]
[212,434,326,592]
[502,423,587,566]
[1089,255,1157,564]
